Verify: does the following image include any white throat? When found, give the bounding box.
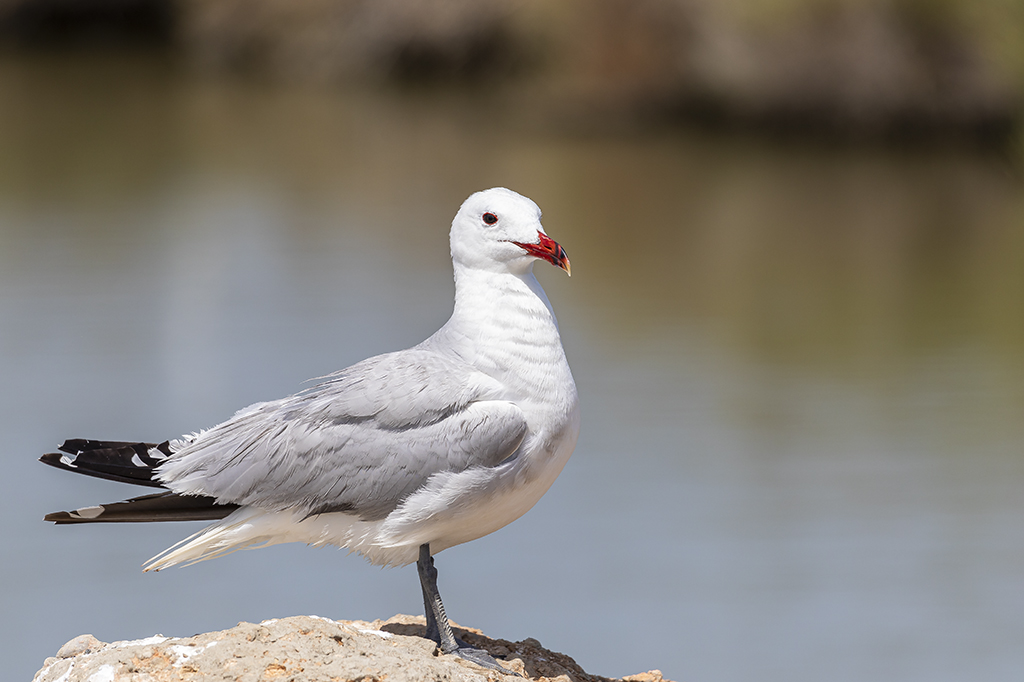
[427,262,571,407]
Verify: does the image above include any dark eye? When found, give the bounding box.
[482,212,498,225]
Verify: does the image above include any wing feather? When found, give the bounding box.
[157,350,527,520]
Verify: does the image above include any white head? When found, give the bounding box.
[450,188,570,277]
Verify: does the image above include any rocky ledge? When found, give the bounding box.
[33,614,671,682]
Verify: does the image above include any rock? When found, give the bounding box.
[622,672,666,682]
[32,614,675,682]
[56,634,103,659]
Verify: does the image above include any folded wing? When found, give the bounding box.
[157,349,528,520]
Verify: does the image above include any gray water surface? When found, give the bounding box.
[3,53,1024,682]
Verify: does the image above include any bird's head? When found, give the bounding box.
[450,188,571,276]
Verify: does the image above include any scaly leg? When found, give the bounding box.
[416,543,519,675]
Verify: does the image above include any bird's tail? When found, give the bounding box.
[142,506,388,571]
[143,507,298,571]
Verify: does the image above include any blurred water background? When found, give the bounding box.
[3,2,1024,681]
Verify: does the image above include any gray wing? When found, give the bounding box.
[157,349,527,520]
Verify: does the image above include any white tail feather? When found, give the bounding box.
[144,507,289,571]
[142,506,419,571]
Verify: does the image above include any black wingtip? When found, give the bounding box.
[43,505,106,524]
[58,439,83,454]
[40,451,84,477]
[40,451,68,468]
[42,492,239,524]
[38,440,169,488]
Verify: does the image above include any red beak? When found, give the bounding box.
[510,232,571,276]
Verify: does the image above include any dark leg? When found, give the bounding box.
[416,543,519,675]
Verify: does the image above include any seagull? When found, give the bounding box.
[40,187,579,673]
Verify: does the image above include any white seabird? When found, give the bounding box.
[41,187,580,673]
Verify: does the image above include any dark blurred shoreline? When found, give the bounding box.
[1,0,1021,148]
